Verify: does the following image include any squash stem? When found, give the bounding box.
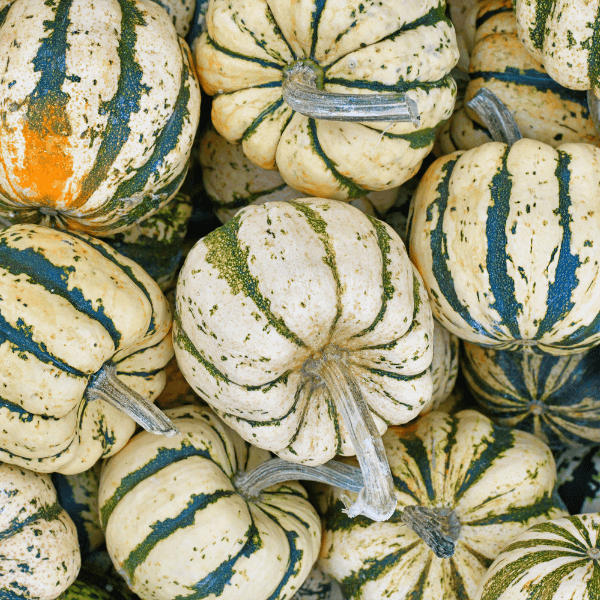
[303,345,397,521]
[466,88,522,146]
[86,363,180,437]
[283,62,420,125]
[233,458,364,501]
[401,505,461,558]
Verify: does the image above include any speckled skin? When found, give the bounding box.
[516,0,600,97]
[475,514,600,600]
[318,410,567,600]
[0,224,173,474]
[409,139,600,355]
[0,0,200,235]
[174,199,434,465]
[199,127,399,223]
[99,405,321,600]
[0,463,80,600]
[151,0,195,36]
[195,0,459,200]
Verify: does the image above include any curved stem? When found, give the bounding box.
[233,458,364,500]
[466,88,522,146]
[283,62,420,126]
[401,505,461,558]
[303,346,397,521]
[587,90,600,136]
[85,363,180,437]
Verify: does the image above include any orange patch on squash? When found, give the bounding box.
[14,99,74,209]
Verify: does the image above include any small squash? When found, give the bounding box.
[318,410,567,600]
[195,0,459,199]
[555,446,600,516]
[199,127,400,224]
[475,514,600,600]
[0,224,176,474]
[409,137,600,355]
[0,0,200,236]
[52,466,104,558]
[104,193,193,291]
[99,405,321,600]
[463,342,600,449]
[0,462,80,600]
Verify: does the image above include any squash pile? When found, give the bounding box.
[6,0,600,599]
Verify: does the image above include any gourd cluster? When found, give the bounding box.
[1,0,600,599]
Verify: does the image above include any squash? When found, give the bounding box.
[555,446,600,516]
[460,0,599,149]
[515,0,600,99]
[318,409,567,600]
[57,569,137,600]
[463,342,600,450]
[408,135,600,355]
[475,514,600,600]
[52,467,104,558]
[195,0,459,200]
[0,0,200,236]
[104,192,193,291]
[199,127,400,224]
[426,322,460,412]
[150,0,195,37]
[0,224,177,474]
[174,197,434,519]
[99,404,321,600]
[0,462,80,600]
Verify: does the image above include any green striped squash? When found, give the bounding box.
[463,343,600,449]
[318,410,568,600]
[434,107,493,156]
[150,0,195,37]
[0,462,80,600]
[52,466,104,559]
[476,514,600,600]
[104,193,193,291]
[99,404,321,600]
[173,198,434,465]
[465,0,598,148]
[409,139,600,355]
[515,0,600,96]
[0,0,200,236]
[0,224,173,474]
[195,0,459,200]
[199,127,400,224]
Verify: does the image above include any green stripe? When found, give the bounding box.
[0,502,63,543]
[203,214,307,347]
[589,3,600,90]
[122,490,234,579]
[528,521,590,550]
[499,536,587,556]
[288,201,343,338]
[241,96,290,143]
[528,0,556,52]
[352,217,394,338]
[480,551,586,600]
[449,556,470,600]
[204,34,283,71]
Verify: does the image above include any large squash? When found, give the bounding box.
[0,462,80,600]
[318,410,567,600]
[475,514,600,600]
[99,405,321,600]
[408,138,600,355]
[463,342,600,450]
[0,0,200,236]
[195,0,459,199]
[0,224,175,474]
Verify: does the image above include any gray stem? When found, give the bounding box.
[85,363,180,437]
[466,88,522,146]
[233,458,364,500]
[283,63,420,125]
[401,505,461,558]
[304,346,397,522]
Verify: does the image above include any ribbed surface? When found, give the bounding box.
[174,199,434,465]
[318,410,567,600]
[99,405,321,600]
[0,0,200,235]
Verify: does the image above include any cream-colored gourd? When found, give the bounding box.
[99,405,321,600]
[0,463,80,600]
[174,198,434,465]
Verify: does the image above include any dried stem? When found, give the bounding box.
[466,88,522,146]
